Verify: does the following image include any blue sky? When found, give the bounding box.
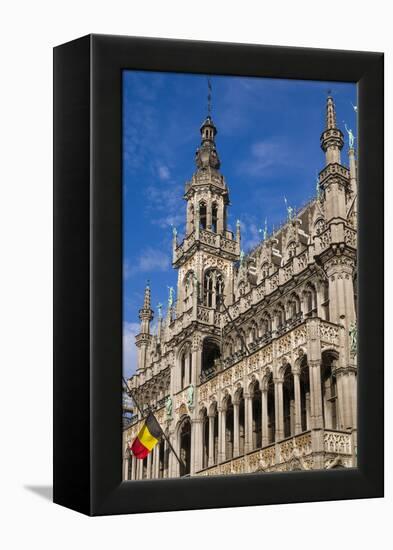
[123,70,357,378]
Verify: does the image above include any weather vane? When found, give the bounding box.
[207,77,212,116]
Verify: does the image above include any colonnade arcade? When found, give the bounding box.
[172,351,339,477]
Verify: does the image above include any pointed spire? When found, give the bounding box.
[207,76,212,117]
[143,281,151,309]
[138,281,154,334]
[326,95,337,130]
[320,94,344,165]
[194,79,221,171]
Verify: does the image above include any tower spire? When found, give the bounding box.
[139,281,154,334]
[320,94,344,165]
[135,282,154,372]
[326,94,337,130]
[207,76,212,117]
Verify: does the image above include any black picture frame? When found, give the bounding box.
[53,34,384,516]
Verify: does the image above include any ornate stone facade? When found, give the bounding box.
[123,97,358,481]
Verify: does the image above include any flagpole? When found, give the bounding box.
[122,377,185,473]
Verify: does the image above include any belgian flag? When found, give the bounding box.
[129,412,162,459]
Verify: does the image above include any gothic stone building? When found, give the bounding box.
[123,95,358,480]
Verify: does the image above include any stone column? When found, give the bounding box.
[131,456,136,480]
[348,147,357,196]
[137,458,143,480]
[191,418,203,474]
[221,409,227,463]
[337,369,357,430]
[233,402,240,457]
[208,414,215,466]
[153,444,160,479]
[261,388,269,447]
[123,457,129,481]
[306,392,311,430]
[163,438,169,478]
[274,379,284,441]
[290,400,295,436]
[185,353,191,387]
[217,201,224,233]
[293,370,302,434]
[309,360,324,429]
[146,451,152,479]
[218,407,226,463]
[244,392,252,453]
[206,192,212,230]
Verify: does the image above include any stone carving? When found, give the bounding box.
[324,431,351,454]
[187,384,194,409]
[344,227,357,248]
[165,396,173,419]
[349,321,357,354]
[319,322,339,345]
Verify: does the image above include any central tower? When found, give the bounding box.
[172,113,240,319]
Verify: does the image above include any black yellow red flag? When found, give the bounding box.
[129,412,162,459]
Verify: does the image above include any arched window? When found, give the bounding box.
[249,322,258,343]
[322,351,339,430]
[204,269,224,309]
[275,304,286,331]
[201,338,221,381]
[179,417,192,476]
[187,203,194,235]
[212,202,218,232]
[181,352,186,389]
[305,284,317,317]
[267,373,275,443]
[238,280,246,297]
[225,337,234,358]
[321,282,329,321]
[199,202,207,230]
[180,345,192,389]
[201,408,209,469]
[183,271,194,311]
[251,381,262,449]
[283,364,295,438]
[224,396,234,461]
[299,355,310,431]
[260,313,272,337]
[289,293,301,319]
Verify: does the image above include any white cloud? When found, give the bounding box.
[158,165,171,181]
[238,138,291,177]
[123,322,140,378]
[125,247,171,279]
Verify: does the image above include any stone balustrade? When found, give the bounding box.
[196,429,354,476]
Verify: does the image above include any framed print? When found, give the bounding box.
[53,34,384,516]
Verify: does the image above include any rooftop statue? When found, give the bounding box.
[284,196,294,221]
[167,286,175,308]
[344,123,355,148]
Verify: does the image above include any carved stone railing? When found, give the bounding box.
[344,227,357,249]
[196,429,354,476]
[319,320,341,351]
[221,235,238,254]
[197,305,213,324]
[319,163,350,182]
[324,430,352,455]
[317,227,332,252]
[199,229,218,247]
